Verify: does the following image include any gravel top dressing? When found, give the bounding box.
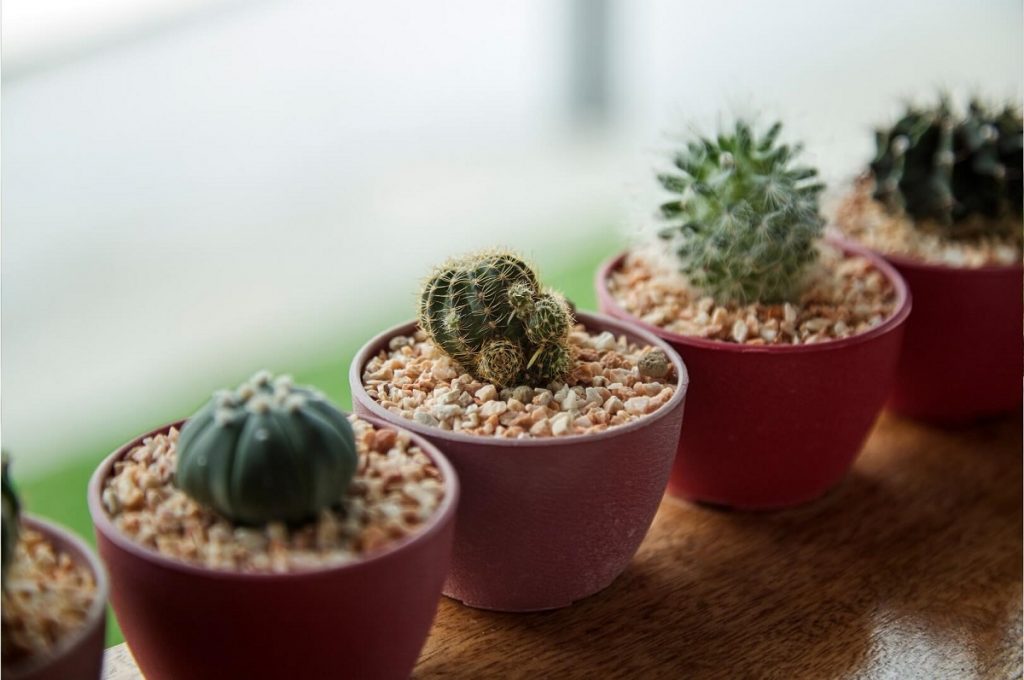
[101,416,446,572]
[2,529,97,665]
[608,244,898,345]
[835,180,1022,267]
[362,325,678,438]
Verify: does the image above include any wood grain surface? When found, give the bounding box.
[104,412,1023,679]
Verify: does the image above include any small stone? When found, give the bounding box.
[624,396,650,415]
[533,390,553,407]
[550,412,572,436]
[562,390,579,412]
[592,331,617,351]
[413,412,439,427]
[638,350,670,378]
[475,385,498,402]
[604,396,624,414]
[480,401,508,417]
[731,320,749,343]
[511,386,533,404]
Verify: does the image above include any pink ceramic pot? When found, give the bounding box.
[878,252,1023,423]
[350,312,688,612]
[596,239,911,509]
[88,415,458,680]
[4,515,108,680]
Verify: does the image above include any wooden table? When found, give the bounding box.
[103,412,1022,679]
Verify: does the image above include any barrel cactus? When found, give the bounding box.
[657,119,825,304]
[2,454,20,585]
[418,251,574,387]
[870,97,1023,235]
[176,371,358,525]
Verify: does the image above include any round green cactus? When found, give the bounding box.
[418,251,574,387]
[870,98,1023,235]
[657,120,825,304]
[2,454,21,586]
[176,371,358,526]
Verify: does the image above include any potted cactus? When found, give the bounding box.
[596,119,911,509]
[2,457,108,680]
[88,371,458,680]
[834,97,1023,422]
[350,250,689,611]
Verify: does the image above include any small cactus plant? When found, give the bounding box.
[2,454,21,586]
[657,120,825,304]
[870,97,1023,234]
[418,251,574,387]
[176,371,358,526]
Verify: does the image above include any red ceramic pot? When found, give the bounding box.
[876,252,1023,423]
[4,515,108,680]
[88,415,458,680]
[596,239,911,510]
[350,312,689,612]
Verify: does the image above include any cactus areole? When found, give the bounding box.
[419,251,575,388]
[657,120,826,304]
[871,98,1023,235]
[2,455,20,586]
[176,371,358,526]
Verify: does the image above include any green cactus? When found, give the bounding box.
[2,454,21,586]
[870,97,1023,235]
[657,120,825,304]
[418,251,574,387]
[176,371,358,526]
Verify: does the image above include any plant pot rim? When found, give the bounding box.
[4,514,109,678]
[349,310,689,449]
[595,236,912,355]
[87,413,460,582]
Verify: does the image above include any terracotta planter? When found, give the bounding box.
[596,239,911,509]
[350,312,688,612]
[4,515,108,680]
[88,415,458,680]
[876,252,1023,423]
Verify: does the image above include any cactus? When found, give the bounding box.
[657,120,825,304]
[2,454,21,586]
[870,97,1023,234]
[176,371,358,526]
[418,251,574,387]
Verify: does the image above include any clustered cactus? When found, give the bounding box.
[176,371,358,525]
[2,455,21,586]
[657,120,825,304]
[870,98,1023,235]
[419,251,574,388]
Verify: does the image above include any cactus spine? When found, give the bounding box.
[419,251,574,387]
[2,455,20,586]
[871,97,1023,235]
[176,371,358,525]
[657,120,825,303]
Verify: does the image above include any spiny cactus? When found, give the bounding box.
[871,97,1023,234]
[176,371,358,526]
[419,251,574,388]
[657,120,825,303]
[2,454,21,586]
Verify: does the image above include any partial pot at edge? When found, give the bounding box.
[5,515,108,680]
[350,311,689,612]
[88,415,458,680]
[596,238,911,510]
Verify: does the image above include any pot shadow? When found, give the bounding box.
[414,413,1021,679]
